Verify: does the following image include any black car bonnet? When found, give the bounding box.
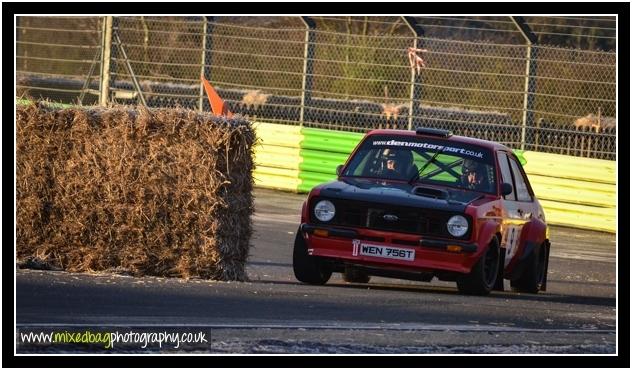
[316,178,487,213]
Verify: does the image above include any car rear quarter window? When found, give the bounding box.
[497,152,516,200]
[508,157,532,202]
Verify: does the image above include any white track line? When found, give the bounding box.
[16,322,615,334]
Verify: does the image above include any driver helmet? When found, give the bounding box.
[383,149,412,172]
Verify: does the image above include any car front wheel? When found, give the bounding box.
[292,228,332,285]
[456,236,500,295]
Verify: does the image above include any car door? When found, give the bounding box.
[497,151,537,271]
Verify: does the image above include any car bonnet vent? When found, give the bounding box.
[413,186,448,200]
[415,127,452,138]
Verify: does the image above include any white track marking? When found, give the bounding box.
[16,321,615,334]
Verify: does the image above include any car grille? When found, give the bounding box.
[313,198,459,239]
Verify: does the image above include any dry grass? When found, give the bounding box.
[241,90,269,110]
[574,113,616,132]
[381,103,407,121]
[16,101,256,280]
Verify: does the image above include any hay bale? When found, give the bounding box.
[16,101,256,281]
[17,256,63,271]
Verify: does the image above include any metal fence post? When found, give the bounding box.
[511,16,538,150]
[299,16,315,127]
[522,45,538,150]
[16,17,22,70]
[99,16,113,107]
[199,16,214,112]
[403,17,424,131]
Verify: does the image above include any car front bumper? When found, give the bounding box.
[301,223,482,274]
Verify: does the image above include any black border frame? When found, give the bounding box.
[5,2,629,368]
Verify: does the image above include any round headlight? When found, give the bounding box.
[447,215,469,237]
[314,200,336,222]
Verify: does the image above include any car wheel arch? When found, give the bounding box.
[476,219,503,252]
[300,200,308,223]
[504,218,548,280]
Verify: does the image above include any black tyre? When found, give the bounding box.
[457,237,500,295]
[511,242,548,294]
[342,267,371,284]
[292,229,332,285]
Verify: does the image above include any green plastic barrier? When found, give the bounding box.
[253,122,303,192]
[298,171,339,193]
[299,150,350,175]
[521,150,616,233]
[527,174,614,194]
[298,128,364,192]
[529,180,615,208]
[523,151,615,185]
[513,149,527,166]
[300,127,364,153]
[538,200,615,233]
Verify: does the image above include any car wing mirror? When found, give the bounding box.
[501,182,513,196]
[336,164,344,176]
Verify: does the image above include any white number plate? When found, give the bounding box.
[358,243,415,261]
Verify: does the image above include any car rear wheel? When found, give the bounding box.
[342,267,371,284]
[456,236,500,295]
[511,242,548,294]
[292,229,332,285]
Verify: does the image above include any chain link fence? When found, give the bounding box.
[16,16,616,160]
[16,16,103,105]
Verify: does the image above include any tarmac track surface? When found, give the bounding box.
[16,189,617,354]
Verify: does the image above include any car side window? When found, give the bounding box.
[497,152,516,201]
[508,156,532,202]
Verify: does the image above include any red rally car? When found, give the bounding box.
[293,127,550,295]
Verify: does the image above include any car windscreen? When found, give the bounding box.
[342,135,497,193]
